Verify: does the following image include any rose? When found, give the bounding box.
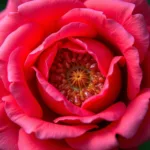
[0,0,150,149]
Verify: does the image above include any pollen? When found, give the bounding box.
[49,49,105,107]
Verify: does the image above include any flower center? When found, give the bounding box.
[49,49,105,107]
[67,65,90,89]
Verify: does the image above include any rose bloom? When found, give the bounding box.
[0,0,150,150]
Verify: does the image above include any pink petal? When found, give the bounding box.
[62,37,88,53]
[43,22,97,49]
[18,129,73,150]
[7,47,43,118]
[58,7,105,30]
[76,38,113,76]
[124,0,150,25]
[3,95,97,140]
[0,0,30,20]
[0,22,44,61]
[37,44,58,79]
[0,22,44,89]
[0,102,19,150]
[9,81,43,118]
[0,12,27,46]
[54,102,126,125]
[124,47,142,100]
[18,0,85,32]
[59,7,136,55]
[116,89,150,139]
[82,56,123,112]
[123,14,149,62]
[34,67,94,116]
[118,107,150,148]
[66,122,119,150]
[84,0,135,24]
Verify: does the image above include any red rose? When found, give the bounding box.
[0,0,150,150]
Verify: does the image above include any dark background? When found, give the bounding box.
[0,0,150,149]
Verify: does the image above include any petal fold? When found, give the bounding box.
[18,129,73,150]
[116,89,150,139]
[54,102,126,125]
[3,95,97,140]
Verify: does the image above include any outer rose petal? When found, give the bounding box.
[0,0,32,20]
[84,0,135,24]
[3,95,97,140]
[7,47,43,118]
[0,22,44,90]
[116,89,150,139]
[18,0,85,32]
[66,90,150,150]
[66,122,119,150]
[124,0,150,25]
[0,12,27,46]
[0,102,19,150]
[18,129,73,150]
[118,107,150,149]
[123,14,149,62]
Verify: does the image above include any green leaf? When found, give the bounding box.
[139,141,150,150]
[0,0,7,11]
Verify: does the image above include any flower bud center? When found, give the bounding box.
[49,49,105,107]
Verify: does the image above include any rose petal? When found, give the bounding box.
[3,95,97,140]
[18,129,73,150]
[34,67,94,116]
[82,56,123,112]
[76,38,113,76]
[37,44,58,79]
[0,12,27,46]
[58,7,105,31]
[43,22,97,49]
[116,89,150,139]
[123,14,149,62]
[0,102,19,150]
[54,102,126,125]
[124,47,142,100]
[62,37,88,54]
[0,22,44,61]
[66,122,119,150]
[0,22,44,89]
[0,0,30,20]
[7,47,43,118]
[84,0,135,24]
[9,82,43,118]
[18,0,85,32]
[118,107,150,148]
[59,7,134,51]
[124,0,150,25]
